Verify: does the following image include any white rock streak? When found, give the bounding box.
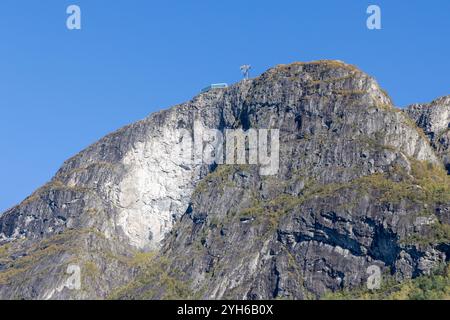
[115,124,201,249]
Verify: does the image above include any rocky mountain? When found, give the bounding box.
[0,60,449,300]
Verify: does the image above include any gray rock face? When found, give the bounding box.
[406,95,450,173]
[0,60,449,300]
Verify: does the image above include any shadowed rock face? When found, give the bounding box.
[0,60,449,300]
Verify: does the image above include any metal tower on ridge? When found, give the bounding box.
[240,65,251,80]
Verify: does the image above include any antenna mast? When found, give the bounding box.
[240,65,251,80]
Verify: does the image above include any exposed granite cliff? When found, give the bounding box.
[406,96,450,173]
[0,60,449,299]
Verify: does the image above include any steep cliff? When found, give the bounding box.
[0,60,449,300]
[406,96,450,173]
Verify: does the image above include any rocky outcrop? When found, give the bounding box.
[0,60,449,300]
[406,95,450,173]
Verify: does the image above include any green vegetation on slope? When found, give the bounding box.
[323,264,450,300]
[108,253,194,300]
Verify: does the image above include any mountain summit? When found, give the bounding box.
[0,61,449,299]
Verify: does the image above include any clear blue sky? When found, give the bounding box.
[0,0,449,212]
